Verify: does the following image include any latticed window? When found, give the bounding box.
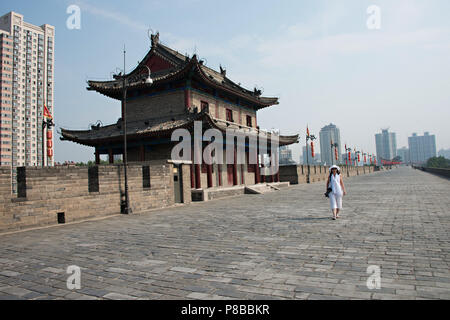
[201,101,209,112]
[226,109,233,122]
[246,115,252,127]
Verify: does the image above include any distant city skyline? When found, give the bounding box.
[438,148,450,160]
[0,1,449,163]
[397,147,410,164]
[319,123,341,166]
[302,146,320,165]
[375,129,397,162]
[408,132,437,164]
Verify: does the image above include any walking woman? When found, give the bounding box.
[326,165,347,220]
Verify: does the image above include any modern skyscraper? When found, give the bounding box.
[375,129,397,162]
[408,132,436,164]
[279,145,296,165]
[319,123,341,166]
[0,12,55,190]
[397,147,410,164]
[302,146,320,165]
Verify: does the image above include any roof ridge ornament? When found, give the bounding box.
[151,31,160,48]
[219,65,226,76]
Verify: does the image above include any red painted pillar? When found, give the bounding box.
[185,82,191,111]
[195,164,201,189]
[255,150,261,184]
[95,149,100,165]
[261,164,265,183]
[275,150,280,182]
[207,164,213,188]
[195,143,201,188]
[190,148,195,188]
[233,145,238,186]
[108,148,114,164]
[268,150,274,183]
[205,142,213,188]
[190,164,194,188]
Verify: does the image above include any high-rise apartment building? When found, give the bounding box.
[302,146,320,165]
[397,147,410,164]
[319,123,341,166]
[375,129,397,162]
[408,132,436,164]
[279,145,296,165]
[0,12,55,186]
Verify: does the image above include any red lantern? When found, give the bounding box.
[364,155,367,163]
[47,149,53,157]
[348,152,351,162]
[47,140,53,148]
[311,142,315,158]
[357,154,360,162]
[47,130,52,140]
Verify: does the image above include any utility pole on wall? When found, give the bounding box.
[306,126,316,184]
[117,45,153,214]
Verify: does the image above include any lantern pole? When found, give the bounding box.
[122,46,130,215]
[346,146,352,177]
[42,120,45,167]
[306,128,316,184]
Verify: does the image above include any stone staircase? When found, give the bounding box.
[245,183,287,194]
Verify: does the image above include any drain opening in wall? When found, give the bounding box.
[57,212,65,224]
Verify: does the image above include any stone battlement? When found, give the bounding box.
[279,165,382,185]
[0,161,184,233]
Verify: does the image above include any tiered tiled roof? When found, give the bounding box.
[60,110,299,147]
[87,33,279,109]
[61,33,299,148]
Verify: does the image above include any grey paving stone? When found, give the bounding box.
[0,167,448,300]
[103,292,137,300]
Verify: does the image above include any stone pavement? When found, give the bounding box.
[0,167,449,300]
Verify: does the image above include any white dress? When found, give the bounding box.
[329,173,343,210]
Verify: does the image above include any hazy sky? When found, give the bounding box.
[1,0,449,162]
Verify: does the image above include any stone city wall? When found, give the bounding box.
[279,165,376,185]
[0,161,190,233]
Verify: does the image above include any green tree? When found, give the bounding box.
[426,156,450,168]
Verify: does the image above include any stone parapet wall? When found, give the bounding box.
[0,161,177,233]
[414,166,450,179]
[279,165,375,185]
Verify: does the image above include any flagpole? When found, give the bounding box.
[42,104,45,167]
[306,126,310,184]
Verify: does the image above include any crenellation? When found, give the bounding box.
[0,161,179,233]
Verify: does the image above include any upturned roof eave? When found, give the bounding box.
[87,58,279,108]
[60,111,298,148]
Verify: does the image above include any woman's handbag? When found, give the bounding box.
[324,172,333,198]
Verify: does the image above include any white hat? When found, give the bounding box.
[329,165,340,172]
